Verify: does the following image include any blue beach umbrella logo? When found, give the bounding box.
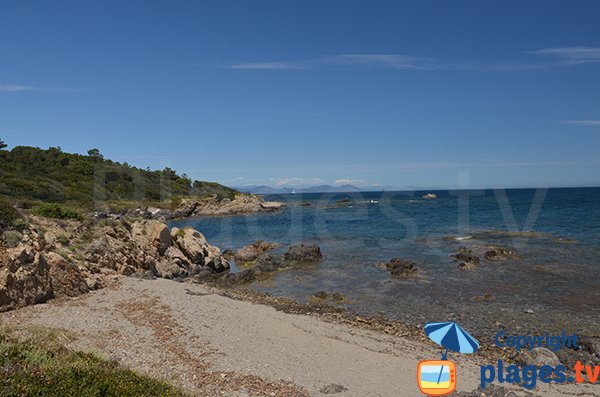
[424,321,480,359]
[417,322,479,396]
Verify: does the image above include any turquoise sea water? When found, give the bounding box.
[169,187,600,337]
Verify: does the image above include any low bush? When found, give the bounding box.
[32,203,83,221]
[2,230,23,248]
[0,198,22,230]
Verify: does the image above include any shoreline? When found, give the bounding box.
[2,277,597,397]
[2,199,600,395]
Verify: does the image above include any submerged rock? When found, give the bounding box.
[284,244,322,262]
[484,246,516,261]
[310,291,348,305]
[378,258,419,278]
[451,247,480,269]
[254,252,284,273]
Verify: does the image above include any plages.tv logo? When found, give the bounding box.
[417,321,480,396]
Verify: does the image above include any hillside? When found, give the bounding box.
[0,144,237,206]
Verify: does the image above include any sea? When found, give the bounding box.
[169,187,600,338]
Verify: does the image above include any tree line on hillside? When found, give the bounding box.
[0,139,237,205]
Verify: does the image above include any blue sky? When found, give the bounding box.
[1,0,599,189]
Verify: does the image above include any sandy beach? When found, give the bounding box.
[1,277,596,397]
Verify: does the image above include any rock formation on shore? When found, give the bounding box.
[119,194,284,221]
[0,216,228,311]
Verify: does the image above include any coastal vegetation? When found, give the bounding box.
[0,327,186,396]
[0,198,23,230]
[0,142,237,211]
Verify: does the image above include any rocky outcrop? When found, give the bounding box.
[170,195,283,219]
[284,244,322,262]
[234,240,279,266]
[98,194,284,221]
[0,217,228,312]
[194,245,323,287]
[377,258,419,278]
[0,246,53,311]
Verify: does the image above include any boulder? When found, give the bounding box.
[284,244,322,262]
[255,253,284,273]
[173,227,208,264]
[204,245,229,273]
[234,240,278,266]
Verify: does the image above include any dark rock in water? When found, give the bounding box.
[284,244,322,262]
[484,246,516,261]
[335,198,352,207]
[234,240,279,266]
[255,253,284,273]
[300,201,311,207]
[451,247,480,269]
[378,258,419,278]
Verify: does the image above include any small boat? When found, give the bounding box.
[291,189,296,194]
[368,199,379,204]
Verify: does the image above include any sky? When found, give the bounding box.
[1,0,599,190]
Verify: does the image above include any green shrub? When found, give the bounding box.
[0,198,22,230]
[32,203,83,221]
[2,231,23,248]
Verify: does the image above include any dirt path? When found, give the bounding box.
[0,278,596,396]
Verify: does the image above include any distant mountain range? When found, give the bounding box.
[236,184,368,194]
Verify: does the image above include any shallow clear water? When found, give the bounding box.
[169,187,600,338]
